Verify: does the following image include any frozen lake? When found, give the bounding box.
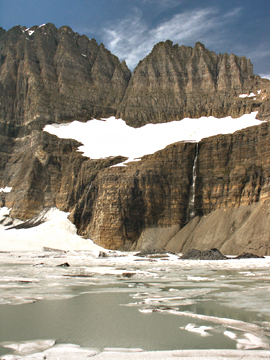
[1,249,270,359]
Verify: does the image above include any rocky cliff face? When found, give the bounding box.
[2,24,270,255]
[71,120,270,254]
[116,40,268,127]
[0,24,131,138]
[3,120,270,254]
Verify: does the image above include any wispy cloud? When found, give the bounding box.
[260,74,270,80]
[140,0,185,8]
[245,45,270,61]
[102,7,241,70]
[235,43,270,76]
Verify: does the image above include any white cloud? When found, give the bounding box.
[260,74,270,80]
[102,7,241,70]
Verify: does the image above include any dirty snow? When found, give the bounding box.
[0,207,104,252]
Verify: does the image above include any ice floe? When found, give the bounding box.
[181,323,213,337]
[1,252,270,356]
[1,340,55,355]
[1,342,270,359]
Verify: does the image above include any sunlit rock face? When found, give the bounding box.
[116,40,269,127]
[69,142,195,250]
[70,121,270,253]
[0,24,131,138]
[4,120,270,253]
[2,24,270,254]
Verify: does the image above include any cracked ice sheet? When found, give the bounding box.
[43,112,263,164]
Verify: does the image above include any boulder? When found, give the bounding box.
[180,248,227,260]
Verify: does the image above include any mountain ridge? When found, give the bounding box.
[1,23,269,134]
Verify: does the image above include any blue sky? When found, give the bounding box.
[1,0,270,77]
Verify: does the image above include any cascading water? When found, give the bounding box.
[187,142,198,221]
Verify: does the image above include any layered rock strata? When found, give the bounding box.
[3,120,270,254]
[116,40,269,127]
[0,24,131,138]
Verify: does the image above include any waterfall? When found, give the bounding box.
[188,143,198,221]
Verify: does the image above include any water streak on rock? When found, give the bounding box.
[188,143,198,221]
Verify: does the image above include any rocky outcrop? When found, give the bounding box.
[180,248,227,260]
[1,130,126,220]
[116,40,269,127]
[69,142,195,249]
[236,252,264,259]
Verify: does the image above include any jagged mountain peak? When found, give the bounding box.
[1,23,269,133]
[0,27,5,37]
[116,39,265,127]
[0,24,131,137]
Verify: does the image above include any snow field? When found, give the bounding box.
[44,112,263,165]
[0,207,104,252]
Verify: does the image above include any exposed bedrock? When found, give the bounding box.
[0,24,131,137]
[116,40,269,127]
[71,120,270,253]
[2,121,270,254]
[1,25,270,139]
[69,142,195,250]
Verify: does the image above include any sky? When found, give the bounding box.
[0,0,270,77]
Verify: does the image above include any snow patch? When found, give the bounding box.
[44,112,263,165]
[239,93,256,98]
[1,339,55,355]
[0,186,12,193]
[236,333,269,350]
[181,323,213,337]
[0,207,105,252]
[260,74,270,80]
[0,206,10,221]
